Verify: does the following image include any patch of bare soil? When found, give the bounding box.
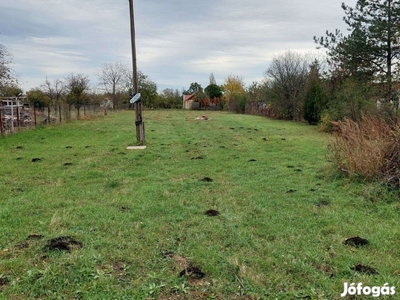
[315,200,330,207]
[44,236,83,252]
[200,177,213,182]
[205,209,220,216]
[179,266,205,279]
[0,276,9,286]
[162,252,206,280]
[119,206,130,211]
[351,264,377,275]
[344,236,369,247]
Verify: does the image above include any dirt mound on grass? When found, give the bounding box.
[344,236,369,247]
[44,236,83,252]
[200,177,213,182]
[351,264,377,275]
[179,266,205,279]
[0,276,9,286]
[205,209,220,216]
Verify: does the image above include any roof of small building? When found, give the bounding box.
[183,94,195,101]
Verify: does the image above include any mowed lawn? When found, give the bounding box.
[0,110,399,299]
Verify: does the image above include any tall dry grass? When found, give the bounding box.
[329,115,400,187]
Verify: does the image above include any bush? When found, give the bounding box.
[329,115,400,187]
[303,78,326,125]
[325,78,377,123]
[229,94,248,114]
[319,112,334,132]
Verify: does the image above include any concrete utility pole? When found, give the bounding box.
[128,0,145,145]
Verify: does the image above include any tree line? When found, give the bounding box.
[185,0,400,128]
[1,0,399,128]
[0,57,182,116]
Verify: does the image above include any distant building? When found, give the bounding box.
[183,94,195,109]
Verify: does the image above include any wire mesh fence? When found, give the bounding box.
[0,104,109,135]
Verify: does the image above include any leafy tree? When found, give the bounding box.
[247,81,266,103]
[126,70,157,108]
[184,82,203,95]
[303,62,327,125]
[204,83,223,108]
[157,88,182,108]
[27,88,50,125]
[246,81,268,115]
[223,75,246,110]
[194,91,208,107]
[1,85,23,98]
[205,84,223,99]
[231,93,248,114]
[27,89,50,110]
[329,77,376,122]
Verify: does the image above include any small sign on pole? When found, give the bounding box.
[130,93,141,104]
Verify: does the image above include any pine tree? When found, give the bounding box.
[316,0,400,105]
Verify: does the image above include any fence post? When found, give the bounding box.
[16,105,20,131]
[0,109,3,135]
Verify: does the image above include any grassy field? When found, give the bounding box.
[0,110,399,299]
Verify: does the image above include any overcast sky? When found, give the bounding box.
[1,0,357,93]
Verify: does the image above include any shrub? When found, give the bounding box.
[329,115,400,187]
[319,112,334,132]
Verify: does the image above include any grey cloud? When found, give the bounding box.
[1,0,357,92]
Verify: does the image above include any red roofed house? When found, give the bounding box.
[183,94,195,109]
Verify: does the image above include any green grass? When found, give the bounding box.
[0,110,399,299]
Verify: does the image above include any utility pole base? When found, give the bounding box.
[126,146,147,150]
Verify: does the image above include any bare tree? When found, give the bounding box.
[265,51,311,120]
[97,62,128,108]
[65,73,90,120]
[0,43,16,95]
[41,78,64,123]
